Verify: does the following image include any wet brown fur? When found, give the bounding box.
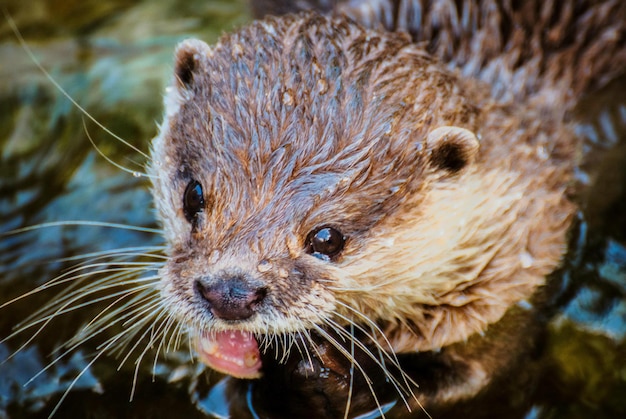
[149,0,625,412]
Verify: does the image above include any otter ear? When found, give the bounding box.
[173,39,211,89]
[426,126,480,173]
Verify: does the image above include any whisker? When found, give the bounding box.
[0,256,158,310]
[154,312,180,375]
[323,314,432,417]
[343,323,356,419]
[185,323,195,362]
[22,281,157,362]
[166,316,186,354]
[80,279,159,333]
[2,272,151,367]
[330,308,402,372]
[23,290,155,388]
[29,292,163,414]
[322,317,413,409]
[52,287,160,358]
[82,118,156,179]
[309,325,386,418]
[277,330,295,363]
[330,305,432,418]
[1,221,162,237]
[334,301,420,390]
[47,338,119,418]
[15,269,158,332]
[122,309,169,401]
[57,246,166,263]
[89,290,162,352]
[294,330,314,372]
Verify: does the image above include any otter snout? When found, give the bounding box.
[194,275,267,321]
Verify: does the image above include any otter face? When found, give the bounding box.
[147,14,545,379]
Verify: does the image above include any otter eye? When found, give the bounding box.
[183,180,205,223]
[306,227,346,261]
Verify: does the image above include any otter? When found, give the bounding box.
[147,0,626,417]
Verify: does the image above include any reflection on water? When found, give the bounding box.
[0,0,625,418]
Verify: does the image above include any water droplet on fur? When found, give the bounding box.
[519,251,534,268]
[381,238,395,247]
[132,171,142,178]
[536,145,549,160]
[282,90,294,106]
[257,260,272,273]
[317,78,328,94]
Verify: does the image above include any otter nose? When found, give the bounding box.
[195,276,267,321]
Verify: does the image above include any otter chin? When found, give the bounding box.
[148,1,625,415]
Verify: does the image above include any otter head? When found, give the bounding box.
[148,13,522,378]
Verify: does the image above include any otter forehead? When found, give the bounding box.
[151,13,478,249]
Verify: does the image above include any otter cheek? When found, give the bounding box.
[195,330,262,379]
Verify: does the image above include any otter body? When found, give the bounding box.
[149,1,626,416]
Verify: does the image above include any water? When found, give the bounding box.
[0,1,625,418]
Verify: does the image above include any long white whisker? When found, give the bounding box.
[119,309,165,368]
[47,339,119,418]
[125,310,169,401]
[23,299,151,388]
[15,270,156,333]
[166,316,185,354]
[154,312,179,376]
[323,316,413,409]
[33,289,159,381]
[80,280,159,333]
[82,118,155,179]
[310,324,386,418]
[88,290,162,353]
[330,309,401,372]
[334,301,420,395]
[2,273,149,366]
[1,221,162,237]
[57,246,166,263]
[294,330,314,373]
[343,323,355,419]
[0,257,158,310]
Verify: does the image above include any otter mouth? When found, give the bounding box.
[195,330,262,379]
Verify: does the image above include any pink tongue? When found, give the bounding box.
[195,330,262,379]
